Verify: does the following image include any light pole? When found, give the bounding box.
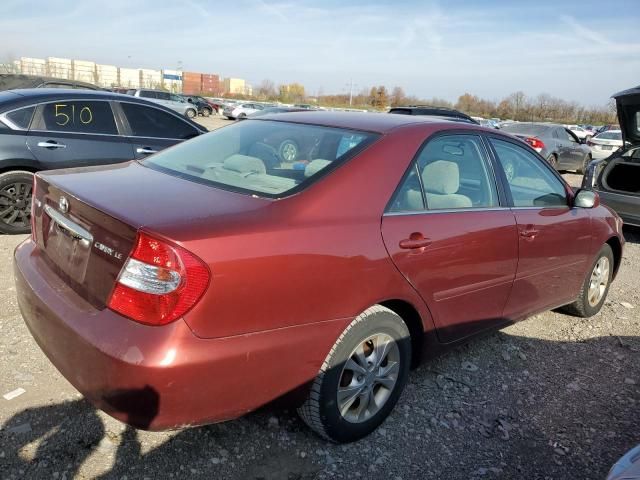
[346,78,357,106]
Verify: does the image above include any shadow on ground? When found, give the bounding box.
[1,332,639,480]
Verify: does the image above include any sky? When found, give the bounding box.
[1,0,639,106]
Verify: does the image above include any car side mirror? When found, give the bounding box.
[574,189,599,209]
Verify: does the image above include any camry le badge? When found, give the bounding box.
[58,196,69,213]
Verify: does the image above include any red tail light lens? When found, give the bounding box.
[108,232,210,326]
[525,137,545,150]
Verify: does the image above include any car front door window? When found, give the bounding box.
[490,138,567,208]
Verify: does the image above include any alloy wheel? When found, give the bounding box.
[588,256,610,307]
[280,141,298,162]
[337,333,400,423]
[0,182,32,228]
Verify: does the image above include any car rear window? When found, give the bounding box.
[501,124,550,136]
[143,119,379,197]
[596,131,622,140]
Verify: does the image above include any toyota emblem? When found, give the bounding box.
[58,196,69,213]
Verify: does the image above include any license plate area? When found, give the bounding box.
[602,145,613,150]
[43,205,93,283]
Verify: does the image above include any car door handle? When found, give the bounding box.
[37,141,66,149]
[399,233,432,249]
[136,147,157,154]
[520,228,539,239]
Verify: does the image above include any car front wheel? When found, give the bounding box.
[298,305,411,443]
[0,171,34,234]
[560,243,614,317]
[186,109,197,118]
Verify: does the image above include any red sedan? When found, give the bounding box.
[14,112,624,443]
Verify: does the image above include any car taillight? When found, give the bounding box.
[108,232,210,326]
[30,177,37,242]
[525,137,545,151]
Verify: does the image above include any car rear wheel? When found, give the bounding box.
[547,153,558,170]
[298,305,411,443]
[279,139,299,162]
[0,171,34,234]
[560,244,613,317]
[201,108,211,117]
[186,109,197,119]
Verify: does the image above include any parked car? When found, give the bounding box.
[249,106,310,117]
[388,105,479,124]
[586,130,624,160]
[15,111,624,443]
[0,88,206,233]
[566,124,592,141]
[182,95,213,117]
[126,89,198,118]
[0,74,102,91]
[583,86,640,227]
[501,122,592,174]
[607,443,640,480]
[223,102,264,119]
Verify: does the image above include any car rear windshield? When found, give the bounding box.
[501,124,550,136]
[143,119,379,197]
[596,131,622,140]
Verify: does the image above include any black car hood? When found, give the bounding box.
[613,86,640,146]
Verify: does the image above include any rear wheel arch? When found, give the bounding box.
[378,299,425,368]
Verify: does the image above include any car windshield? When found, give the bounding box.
[596,131,622,140]
[501,124,550,136]
[143,119,379,197]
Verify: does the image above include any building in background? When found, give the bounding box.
[119,67,140,89]
[19,57,46,76]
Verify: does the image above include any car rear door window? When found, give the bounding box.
[5,106,35,129]
[120,102,199,139]
[490,138,567,208]
[40,101,118,135]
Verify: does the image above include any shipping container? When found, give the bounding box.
[139,69,162,89]
[119,68,141,89]
[46,57,72,79]
[20,57,47,76]
[73,60,96,83]
[96,64,118,88]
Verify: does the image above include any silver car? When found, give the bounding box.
[126,89,197,118]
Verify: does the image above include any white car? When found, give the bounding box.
[565,125,591,140]
[223,102,264,120]
[587,130,623,160]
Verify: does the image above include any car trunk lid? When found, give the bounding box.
[33,161,271,308]
[613,86,640,146]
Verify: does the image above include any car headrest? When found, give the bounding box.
[223,154,266,175]
[422,160,460,195]
[304,159,332,178]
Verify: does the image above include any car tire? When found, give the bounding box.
[297,305,411,443]
[0,170,34,235]
[202,108,211,117]
[579,154,592,175]
[238,113,246,120]
[502,158,517,182]
[546,153,558,170]
[186,109,197,119]
[278,139,299,162]
[560,244,614,318]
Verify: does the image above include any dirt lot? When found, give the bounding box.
[0,147,639,479]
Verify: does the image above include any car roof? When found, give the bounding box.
[249,111,479,134]
[0,88,206,131]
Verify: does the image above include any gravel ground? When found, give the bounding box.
[0,162,638,479]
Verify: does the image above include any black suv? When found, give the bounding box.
[0,89,207,234]
[388,105,479,124]
[183,95,214,117]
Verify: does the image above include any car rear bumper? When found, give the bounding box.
[597,189,640,227]
[14,239,348,430]
[590,149,614,160]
